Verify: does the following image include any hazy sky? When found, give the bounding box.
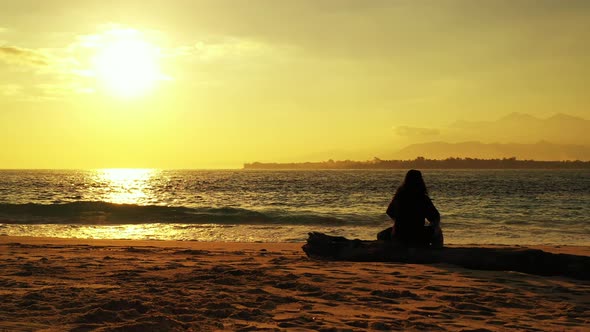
[1,0,589,168]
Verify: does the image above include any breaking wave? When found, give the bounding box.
[0,201,383,226]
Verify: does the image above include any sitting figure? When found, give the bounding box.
[378,169,443,248]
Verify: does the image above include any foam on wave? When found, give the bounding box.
[0,201,381,226]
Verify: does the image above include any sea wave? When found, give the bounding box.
[0,201,382,226]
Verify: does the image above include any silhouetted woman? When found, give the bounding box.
[378,170,443,248]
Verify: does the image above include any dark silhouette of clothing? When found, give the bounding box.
[380,193,441,247]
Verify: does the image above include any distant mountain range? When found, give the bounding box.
[444,112,590,145]
[245,137,590,169]
[388,112,590,160]
[249,113,590,166]
[392,141,590,161]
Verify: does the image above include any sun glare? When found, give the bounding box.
[95,168,156,204]
[92,29,164,98]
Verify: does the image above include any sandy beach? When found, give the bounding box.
[1,236,589,331]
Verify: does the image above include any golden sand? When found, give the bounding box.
[1,236,588,331]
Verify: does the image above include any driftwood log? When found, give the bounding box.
[302,232,590,280]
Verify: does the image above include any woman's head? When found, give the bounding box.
[396,169,427,196]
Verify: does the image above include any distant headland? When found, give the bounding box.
[243,157,590,170]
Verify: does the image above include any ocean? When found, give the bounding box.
[0,169,588,245]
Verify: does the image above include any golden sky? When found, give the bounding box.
[1,0,589,168]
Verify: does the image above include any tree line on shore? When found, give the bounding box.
[243,157,590,170]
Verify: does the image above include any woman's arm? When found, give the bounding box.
[425,196,440,226]
[386,197,396,220]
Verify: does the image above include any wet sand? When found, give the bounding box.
[1,236,589,331]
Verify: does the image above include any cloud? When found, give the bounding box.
[194,38,275,59]
[0,84,22,96]
[3,26,287,100]
[0,43,95,99]
[0,45,50,66]
[162,37,289,64]
[395,126,440,137]
[1,25,171,99]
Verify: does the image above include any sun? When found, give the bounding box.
[92,29,164,98]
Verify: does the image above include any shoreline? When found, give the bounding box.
[1,236,589,331]
[2,235,589,256]
[0,235,304,252]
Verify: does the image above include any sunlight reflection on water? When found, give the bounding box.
[93,168,157,205]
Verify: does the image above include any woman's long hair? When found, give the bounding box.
[394,169,428,198]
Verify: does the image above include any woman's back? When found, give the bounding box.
[383,170,442,247]
[387,193,439,234]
